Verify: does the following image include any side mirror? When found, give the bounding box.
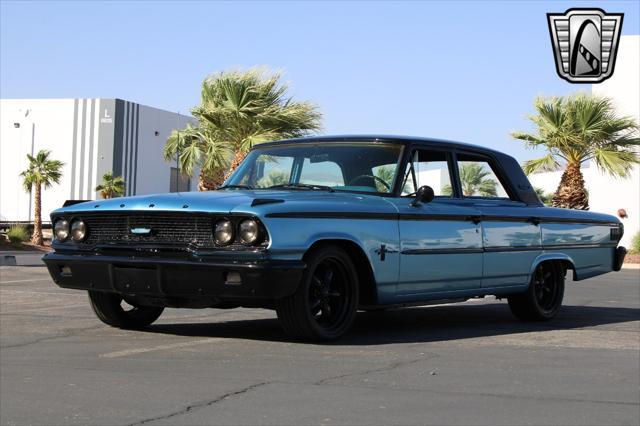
[410,185,435,207]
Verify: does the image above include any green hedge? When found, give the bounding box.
[631,231,640,254]
[7,225,30,244]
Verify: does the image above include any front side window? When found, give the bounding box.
[456,154,510,199]
[400,150,453,197]
[227,142,404,194]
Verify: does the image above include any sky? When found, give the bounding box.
[1,0,639,161]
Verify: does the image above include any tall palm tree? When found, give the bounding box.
[95,171,125,199]
[163,124,230,191]
[512,94,639,210]
[165,68,322,190]
[20,150,64,245]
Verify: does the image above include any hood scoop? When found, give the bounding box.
[251,198,285,207]
[63,199,92,207]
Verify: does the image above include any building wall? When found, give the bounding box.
[0,98,194,223]
[529,35,640,247]
[135,103,195,196]
[1,99,77,222]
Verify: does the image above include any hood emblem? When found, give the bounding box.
[130,227,152,235]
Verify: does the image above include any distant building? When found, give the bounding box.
[0,98,194,222]
[529,35,640,247]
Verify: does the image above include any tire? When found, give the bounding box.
[508,261,565,321]
[276,245,359,341]
[88,291,164,329]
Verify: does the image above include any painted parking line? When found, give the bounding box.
[100,338,225,358]
[0,303,89,314]
[0,288,75,296]
[0,278,52,284]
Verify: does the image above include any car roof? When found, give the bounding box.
[254,135,543,206]
[255,135,504,156]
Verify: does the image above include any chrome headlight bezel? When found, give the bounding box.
[214,219,234,246]
[238,219,260,245]
[54,219,70,242]
[70,219,87,242]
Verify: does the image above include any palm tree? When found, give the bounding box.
[165,68,322,190]
[163,124,231,191]
[443,163,497,197]
[20,150,64,245]
[95,171,125,199]
[512,94,639,210]
[534,187,554,205]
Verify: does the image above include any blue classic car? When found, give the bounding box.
[43,136,627,341]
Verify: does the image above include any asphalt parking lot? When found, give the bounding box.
[1,262,638,426]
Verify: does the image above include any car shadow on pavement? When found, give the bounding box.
[145,303,640,345]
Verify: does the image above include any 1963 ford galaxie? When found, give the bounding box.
[43,136,627,341]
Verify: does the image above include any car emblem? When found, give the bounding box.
[547,8,623,83]
[130,227,152,235]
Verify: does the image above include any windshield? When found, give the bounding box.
[225,142,404,194]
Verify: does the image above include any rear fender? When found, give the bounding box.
[529,253,577,285]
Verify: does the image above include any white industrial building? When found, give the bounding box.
[0,98,194,223]
[529,36,640,247]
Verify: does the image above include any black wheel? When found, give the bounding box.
[88,291,164,329]
[508,261,565,321]
[276,245,359,341]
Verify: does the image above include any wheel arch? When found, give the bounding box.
[529,253,577,283]
[305,238,379,306]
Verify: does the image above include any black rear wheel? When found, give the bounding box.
[88,291,164,329]
[276,245,359,341]
[508,261,565,321]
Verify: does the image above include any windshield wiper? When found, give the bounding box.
[267,183,335,192]
[218,184,254,190]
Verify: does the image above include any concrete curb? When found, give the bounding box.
[0,255,17,266]
[0,252,44,267]
[621,263,640,269]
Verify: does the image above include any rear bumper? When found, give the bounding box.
[43,252,305,301]
[613,246,627,272]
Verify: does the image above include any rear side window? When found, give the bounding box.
[455,154,511,199]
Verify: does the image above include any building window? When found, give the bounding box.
[170,167,191,192]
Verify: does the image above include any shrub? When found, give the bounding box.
[631,231,640,254]
[7,225,30,244]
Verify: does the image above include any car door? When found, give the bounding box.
[389,149,484,297]
[454,153,542,288]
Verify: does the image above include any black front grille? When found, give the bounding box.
[82,214,216,247]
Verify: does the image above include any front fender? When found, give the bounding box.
[261,216,400,303]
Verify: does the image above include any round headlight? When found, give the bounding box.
[70,220,86,241]
[214,220,234,245]
[54,219,69,241]
[239,219,260,245]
